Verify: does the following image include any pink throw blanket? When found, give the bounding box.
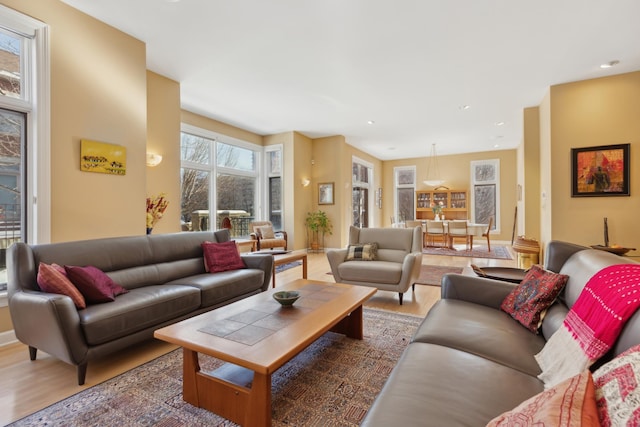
[536,263,640,388]
[567,263,640,358]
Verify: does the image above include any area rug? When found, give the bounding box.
[275,261,302,274]
[422,244,513,260]
[415,264,463,286]
[10,309,421,427]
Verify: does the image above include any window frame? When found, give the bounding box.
[470,159,500,231]
[394,166,416,223]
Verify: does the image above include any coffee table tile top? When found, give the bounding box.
[198,283,349,346]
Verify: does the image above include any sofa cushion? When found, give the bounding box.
[202,240,246,273]
[36,262,86,309]
[361,343,544,427]
[337,260,402,284]
[168,269,265,308]
[500,264,568,333]
[78,284,201,346]
[593,343,640,426]
[487,369,599,426]
[257,225,275,239]
[345,243,378,261]
[412,299,546,376]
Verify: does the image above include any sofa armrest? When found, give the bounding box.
[326,249,348,281]
[241,253,274,291]
[9,290,88,365]
[400,252,423,291]
[441,273,517,309]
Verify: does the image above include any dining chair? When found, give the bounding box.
[482,217,494,251]
[447,220,470,250]
[425,220,446,247]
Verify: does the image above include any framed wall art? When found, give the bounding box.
[571,143,629,197]
[318,182,334,205]
[80,139,127,175]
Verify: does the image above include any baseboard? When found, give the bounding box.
[0,329,17,347]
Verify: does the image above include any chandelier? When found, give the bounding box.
[423,143,444,187]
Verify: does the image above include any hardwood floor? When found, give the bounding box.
[0,246,517,425]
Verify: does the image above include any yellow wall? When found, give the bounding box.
[2,0,149,242]
[383,149,518,243]
[523,107,541,241]
[146,71,181,234]
[547,71,640,248]
[181,110,263,146]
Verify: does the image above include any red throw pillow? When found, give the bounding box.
[500,264,569,333]
[202,240,246,273]
[36,263,86,309]
[65,265,128,304]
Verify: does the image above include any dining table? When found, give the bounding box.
[421,220,488,249]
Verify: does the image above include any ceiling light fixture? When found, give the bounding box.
[600,60,620,69]
[459,105,470,110]
[423,143,444,187]
[495,121,505,126]
[367,120,375,125]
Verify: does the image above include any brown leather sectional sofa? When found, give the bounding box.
[362,240,640,426]
[7,230,273,385]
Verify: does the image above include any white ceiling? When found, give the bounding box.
[61,0,640,160]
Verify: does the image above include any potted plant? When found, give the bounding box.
[305,210,333,251]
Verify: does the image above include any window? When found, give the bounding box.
[470,159,500,230]
[394,167,415,223]
[180,125,276,238]
[0,7,49,294]
[352,157,373,228]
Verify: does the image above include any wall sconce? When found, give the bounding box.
[301,178,311,187]
[146,152,163,167]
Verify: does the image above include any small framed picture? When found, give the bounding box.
[318,182,334,205]
[571,143,630,197]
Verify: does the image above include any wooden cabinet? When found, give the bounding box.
[416,189,468,220]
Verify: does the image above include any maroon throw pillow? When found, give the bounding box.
[37,263,86,309]
[500,264,569,333]
[202,240,246,273]
[64,265,127,304]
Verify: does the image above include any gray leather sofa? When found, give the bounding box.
[326,226,423,304]
[7,230,273,385]
[362,240,640,426]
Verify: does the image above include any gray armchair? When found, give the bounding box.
[326,226,423,305]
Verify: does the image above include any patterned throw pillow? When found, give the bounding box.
[202,240,246,273]
[593,344,640,426]
[500,264,569,333]
[65,265,128,304]
[487,370,599,426]
[345,243,378,261]
[257,225,276,239]
[36,262,86,309]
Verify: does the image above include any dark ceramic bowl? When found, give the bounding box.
[273,291,300,307]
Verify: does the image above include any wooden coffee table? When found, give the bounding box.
[154,279,376,427]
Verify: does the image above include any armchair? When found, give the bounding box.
[249,220,288,251]
[326,226,423,305]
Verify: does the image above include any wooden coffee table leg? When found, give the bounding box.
[330,304,364,339]
[183,348,200,406]
[302,255,307,279]
[245,372,272,427]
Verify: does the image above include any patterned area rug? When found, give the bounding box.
[415,265,464,286]
[10,309,421,427]
[275,261,301,273]
[423,244,513,260]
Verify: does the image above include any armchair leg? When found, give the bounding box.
[412,284,415,292]
[29,346,37,360]
[398,292,404,305]
[77,362,88,385]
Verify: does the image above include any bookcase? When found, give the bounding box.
[416,189,468,220]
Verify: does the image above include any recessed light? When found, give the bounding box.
[495,121,505,126]
[367,120,375,125]
[600,60,620,69]
[459,105,470,110]
[493,144,500,148]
